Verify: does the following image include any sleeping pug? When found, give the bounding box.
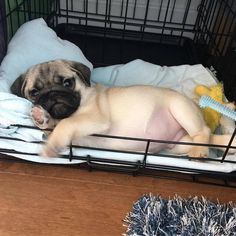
[10,59,236,157]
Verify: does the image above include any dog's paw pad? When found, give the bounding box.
[188,147,209,158]
[31,106,50,129]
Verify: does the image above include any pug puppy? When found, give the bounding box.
[11,59,236,157]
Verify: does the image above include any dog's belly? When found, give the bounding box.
[79,108,186,153]
[146,108,186,148]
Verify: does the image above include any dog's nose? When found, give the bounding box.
[35,87,81,119]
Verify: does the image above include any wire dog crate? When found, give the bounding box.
[1,0,236,187]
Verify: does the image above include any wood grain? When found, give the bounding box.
[0,159,236,236]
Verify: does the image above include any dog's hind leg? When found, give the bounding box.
[210,134,236,153]
[168,94,211,158]
[168,128,236,156]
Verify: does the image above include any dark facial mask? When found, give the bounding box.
[35,87,81,119]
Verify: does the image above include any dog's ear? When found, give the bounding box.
[63,60,91,87]
[10,74,26,97]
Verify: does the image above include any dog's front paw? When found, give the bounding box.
[31,105,51,129]
[188,146,209,158]
[40,145,58,157]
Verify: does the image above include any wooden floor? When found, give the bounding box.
[0,158,236,236]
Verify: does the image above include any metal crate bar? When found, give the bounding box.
[1,0,236,187]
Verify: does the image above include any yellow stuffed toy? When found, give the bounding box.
[194,83,224,132]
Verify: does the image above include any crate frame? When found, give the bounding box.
[1,0,236,187]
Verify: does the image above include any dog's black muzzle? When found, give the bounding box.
[35,87,81,119]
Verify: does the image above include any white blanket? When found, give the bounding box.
[0,60,236,172]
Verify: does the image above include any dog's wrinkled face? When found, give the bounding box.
[10,60,91,119]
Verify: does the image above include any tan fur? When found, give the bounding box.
[11,60,236,158]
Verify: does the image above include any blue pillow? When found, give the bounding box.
[0,18,93,93]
